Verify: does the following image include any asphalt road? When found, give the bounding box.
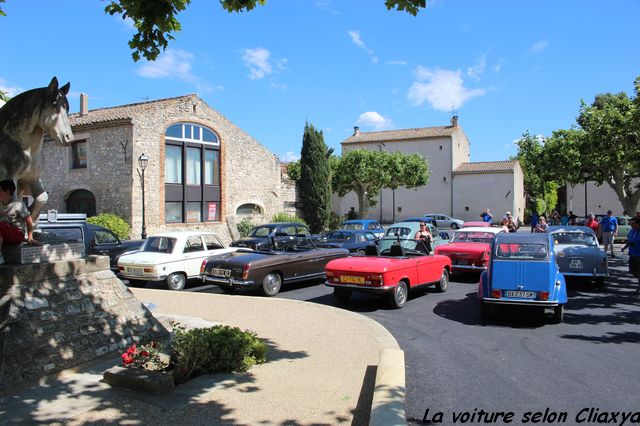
[158,252,640,425]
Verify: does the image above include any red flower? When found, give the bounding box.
[121,353,134,365]
[151,341,158,349]
[126,344,137,355]
[141,351,150,357]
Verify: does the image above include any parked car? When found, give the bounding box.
[478,232,567,323]
[325,243,451,308]
[462,221,492,228]
[201,238,349,296]
[434,227,505,274]
[424,214,465,229]
[117,231,236,291]
[615,216,632,242]
[315,230,378,253]
[231,222,312,250]
[401,217,448,239]
[548,226,608,287]
[36,213,144,272]
[338,220,385,239]
[378,221,448,254]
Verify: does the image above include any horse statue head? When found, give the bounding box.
[0,77,74,223]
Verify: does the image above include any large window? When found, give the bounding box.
[164,123,221,223]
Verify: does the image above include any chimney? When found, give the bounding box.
[353,126,360,136]
[450,115,458,127]
[80,93,88,116]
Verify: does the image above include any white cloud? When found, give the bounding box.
[466,55,486,81]
[136,49,218,92]
[406,67,486,111]
[280,151,300,162]
[529,40,548,54]
[356,111,393,130]
[387,60,408,66]
[270,82,287,90]
[0,78,22,97]
[348,30,377,62]
[242,48,288,81]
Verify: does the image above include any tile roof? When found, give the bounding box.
[69,94,197,127]
[453,160,519,174]
[342,126,457,144]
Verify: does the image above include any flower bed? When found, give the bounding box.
[103,323,268,394]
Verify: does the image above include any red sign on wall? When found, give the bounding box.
[207,202,218,221]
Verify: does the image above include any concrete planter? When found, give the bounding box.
[103,366,174,395]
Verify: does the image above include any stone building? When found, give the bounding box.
[335,117,525,223]
[40,94,290,243]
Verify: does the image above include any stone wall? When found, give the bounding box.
[0,256,168,392]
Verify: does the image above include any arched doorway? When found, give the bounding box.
[66,189,96,217]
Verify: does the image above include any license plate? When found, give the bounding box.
[504,290,536,298]
[127,267,143,275]
[569,258,583,269]
[340,275,365,284]
[212,268,231,277]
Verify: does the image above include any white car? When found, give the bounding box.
[117,231,237,291]
[425,213,465,229]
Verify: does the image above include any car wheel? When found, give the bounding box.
[435,269,449,293]
[552,304,564,324]
[334,288,352,304]
[260,272,282,297]
[389,281,408,309]
[126,279,145,287]
[595,277,605,288]
[166,273,187,291]
[451,223,459,229]
[356,249,366,256]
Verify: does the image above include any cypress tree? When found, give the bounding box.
[299,122,332,233]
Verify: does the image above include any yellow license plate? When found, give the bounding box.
[340,275,365,284]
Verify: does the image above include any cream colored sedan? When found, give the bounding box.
[117,231,237,290]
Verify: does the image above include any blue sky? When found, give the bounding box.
[1,1,639,163]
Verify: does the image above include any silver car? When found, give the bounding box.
[425,213,465,230]
[548,226,608,287]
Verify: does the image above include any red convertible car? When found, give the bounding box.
[325,243,451,309]
[434,227,505,274]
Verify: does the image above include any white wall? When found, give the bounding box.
[566,181,639,216]
[452,172,521,223]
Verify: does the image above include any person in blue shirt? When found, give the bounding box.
[481,209,493,223]
[600,209,619,257]
[621,217,640,292]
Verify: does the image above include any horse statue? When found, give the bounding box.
[0,77,74,223]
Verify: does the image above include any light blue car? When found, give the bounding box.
[478,232,567,323]
[378,221,448,254]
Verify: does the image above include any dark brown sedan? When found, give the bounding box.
[200,239,349,296]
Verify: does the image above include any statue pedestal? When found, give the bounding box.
[3,242,85,264]
[0,256,169,393]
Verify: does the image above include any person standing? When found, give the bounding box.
[585,213,600,235]
[0,179,39,264]
[482,209,493,223]
[600,209,618,257]
[621,217,640,293]
[530,212,539,232]
[534,216,548,233]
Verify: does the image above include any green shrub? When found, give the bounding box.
[271,212,306,225]
[327,212,342,231]
[170,323,267,384]
[237,217,255,238]
[87,213,131,240]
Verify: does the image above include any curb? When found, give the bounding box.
[370,348,406,426]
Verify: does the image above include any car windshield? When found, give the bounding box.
[451,231,495,243]
[322,231,351,240]
[553,232,597,246]
[383,227,411,239]
[495,243,548,260]
[250,226,275,237]
[143,237,176,254]
[340,223,363,230]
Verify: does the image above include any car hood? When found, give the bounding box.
[326,255,415,274]
[435,242,488,258]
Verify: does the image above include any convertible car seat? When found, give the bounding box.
[389,243,405,257]
[364,244,379,256]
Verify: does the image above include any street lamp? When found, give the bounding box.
[138,153,149,239]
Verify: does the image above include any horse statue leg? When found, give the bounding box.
[20,178,48,225]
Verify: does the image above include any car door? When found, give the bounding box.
[92,228,123,267]
[182,235,207,277]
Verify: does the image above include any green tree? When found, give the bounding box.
[332,149,429,219]
[298,122,332,233]
[0,89,9,103]
[544,76,640,213]
[1,1,429,61]
[515,131,560,214]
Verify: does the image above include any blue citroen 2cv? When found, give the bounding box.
[478,232,568,323]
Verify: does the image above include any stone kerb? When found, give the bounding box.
[0,256,168,393]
